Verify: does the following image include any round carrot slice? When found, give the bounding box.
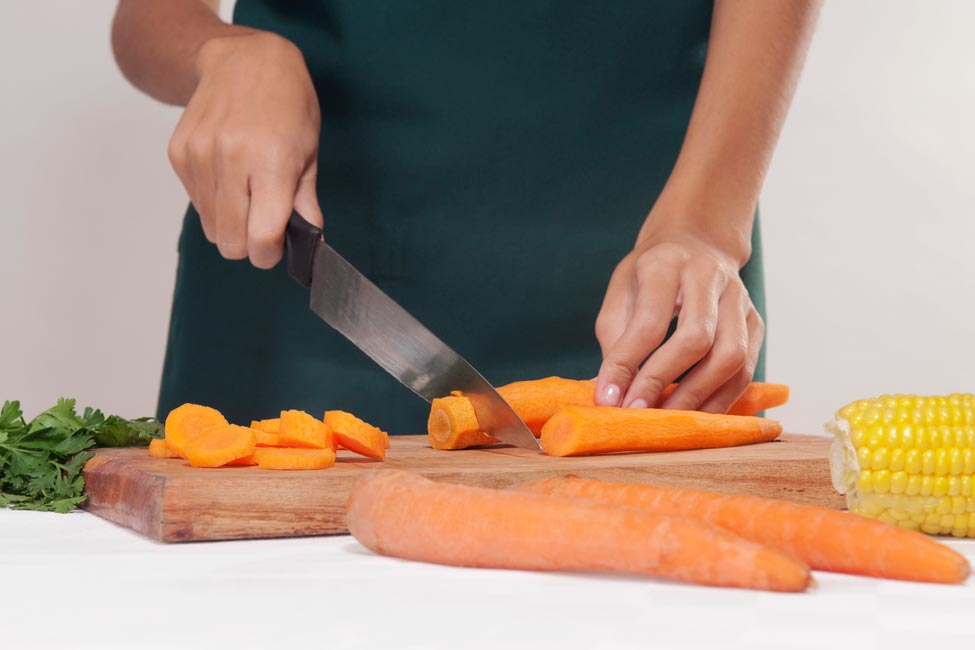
[165,404,228,459]
[184,424,257,468]
[254,447,336,470]
[324,410,388,460]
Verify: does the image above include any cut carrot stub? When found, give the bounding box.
[165,404,229,459]
[253,430,281,447]
[324,410,388,460]
[428,395,497,450]
[347,469,811,592]
[539,406,782,457]
[184,424,257,468]
[278,410,334,450]
[255,447,336,470]
[250,418,280,434]
[148,438,179,458]
[520,477,971,584]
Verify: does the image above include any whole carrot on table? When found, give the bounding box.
[519,477,971,584]
[346,469,812,592]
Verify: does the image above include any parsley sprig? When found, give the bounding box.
[0,399,163,512]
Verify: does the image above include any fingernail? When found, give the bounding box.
[628,398,649,409]
[598,383,621,406]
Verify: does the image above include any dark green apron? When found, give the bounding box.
[158,1,766,433]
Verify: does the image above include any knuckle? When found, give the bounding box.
[604,356,639,384]
[250,249,283,270]
[714,342,749,375]
[167,136,185,169]
[631,373,668,400]
[677,323,714,357]
[217,241,247,260]
[215,130,247,157]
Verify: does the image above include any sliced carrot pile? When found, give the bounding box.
[324,410,388,460]
[520,477,971,584]
[346,469,811,592]
[164,403,229,459]
[540,406,782,457]
[279,409,334,450]
[429,378,790,450]
[250,418,280,434]
[184,424,256,468]
[255,447,336,470]
[253,430,281,447]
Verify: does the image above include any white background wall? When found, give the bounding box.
[1,1,972,434]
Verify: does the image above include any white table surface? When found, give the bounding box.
[3,509,974,650]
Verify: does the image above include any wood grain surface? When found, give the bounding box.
[82,433,842,542]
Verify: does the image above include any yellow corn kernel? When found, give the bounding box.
[905,449,922,473]
[889,448,906,471]
[935,448,950,476]
[871,448,890,471]
[890,471,908,494]
[872,470,891,494]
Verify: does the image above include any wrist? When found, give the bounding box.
[637,201,754,268]
[194,30,300,79]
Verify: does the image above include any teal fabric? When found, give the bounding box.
[157,1,766,433]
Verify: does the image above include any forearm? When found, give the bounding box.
[111,0,254,105]
[642,0,822,264]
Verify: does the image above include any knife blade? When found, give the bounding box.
[285,210,539,450]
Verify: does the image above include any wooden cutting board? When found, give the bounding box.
[82,433,842,542]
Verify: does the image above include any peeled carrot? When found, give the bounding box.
[251,418,280,434]
[429,378,790,450]
[520,478,971,584]
[164,404,229,459]
[540,406,782,457]
[324,410,388,460]
[278,410,334,449]
[255,447,336,470]
[428,394,497,450]
[184,424,257,468]
[346,469,810,592]
[147,438,179,459]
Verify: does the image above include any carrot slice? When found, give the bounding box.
[250,418,280,434]
[255,447,335,470]
[540,406,782,457]
[428,394,497,450]
[346,469,811,592]
[225,453,258,467]
[148,438,179,458]
[184,424,257,468]
[165,404,229,459]
[520,477,971,584]
[253,430,281,447]
[324,410,388,460]
[278,410,334,449]
[429,378,790,450]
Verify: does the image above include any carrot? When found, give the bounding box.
[540,406,782,457]
[225,453,258,467]
[255,447,336,470]
[253,430,281,447]
[346,469,811,592]
[324,410,388,460]
[164,403,229,459]
[520,478,971,584]
[147,438,179,459]
[184,424,257,468]
[250,418,280,434]
[428,394,497,450]
[278,410,334,450]
[429,378,790,450]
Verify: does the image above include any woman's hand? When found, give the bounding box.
[594,223,764,414]
[168,32,323,269]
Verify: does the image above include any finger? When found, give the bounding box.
[660,285,749,411]
[213,167,250,261]
[594,264,635,357]
[621,264,723,408]
[168,118,216,242]
[247,168,300,270]
[292,162,323,229]
[186,130,218,244]
[698,307,765,413]
[595,256,681,406]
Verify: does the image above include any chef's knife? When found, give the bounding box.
[285,210,539,450]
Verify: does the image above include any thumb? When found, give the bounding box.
[292,162,324,230]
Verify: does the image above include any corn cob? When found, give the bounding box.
[828,393,975,537]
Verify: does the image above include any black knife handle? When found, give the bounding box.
[285,210,323,288]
